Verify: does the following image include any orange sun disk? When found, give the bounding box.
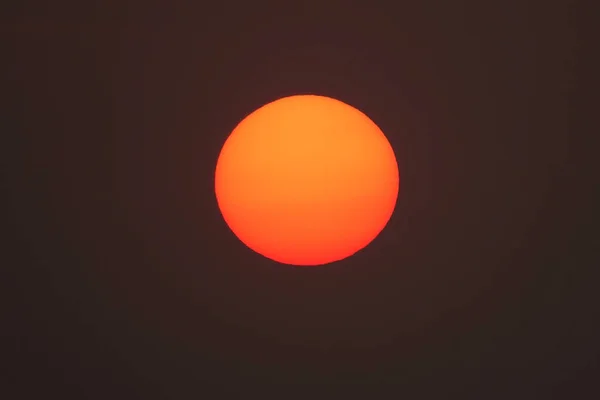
[215,94,399,266]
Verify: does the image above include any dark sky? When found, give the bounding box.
[4,0,594,397]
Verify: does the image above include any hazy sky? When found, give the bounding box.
[5,1,591,397]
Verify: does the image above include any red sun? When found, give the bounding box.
[215,95,399,266]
